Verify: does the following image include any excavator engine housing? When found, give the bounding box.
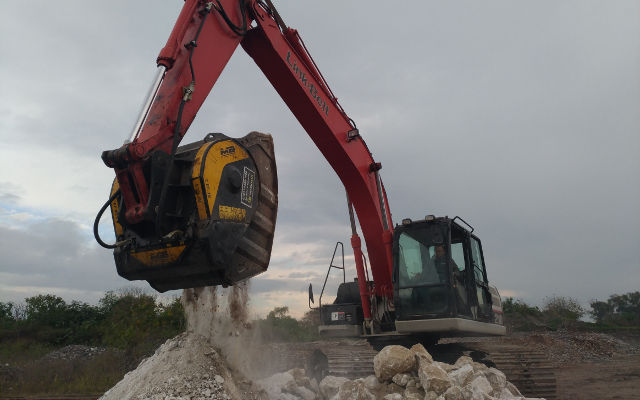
[108,132,278,292]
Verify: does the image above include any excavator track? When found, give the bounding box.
[261,340,377,381]
[264,338,557,399]
[316,341,378,378]
[467,342,557,400]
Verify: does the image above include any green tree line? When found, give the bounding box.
[589,291,640,326]
[0,289,185,356]
[502,291,640,330]
[256,306,320,342]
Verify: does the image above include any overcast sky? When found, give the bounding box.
[0,1,638,318]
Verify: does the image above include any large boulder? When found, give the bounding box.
[496,387,525,400]
[289,368,312,388]
[319,375,349,399]
[466,375,493,399]
[284,368,317,399]
[484,367,507,394]
[454,356,473,369]
[373,345,416,381]
[283,379,317,400]
[336,380,375,400]
[256,371,298,400]
[472,362,490,373]
[403,386,424,400]
[391,373,412,387]
[442,385,467,400]
[418,359,452,395]
[424,392,439,400]
[435,361,456,372]
[409,343,433,362]
[362,375,383,392]
[449,363,474,386]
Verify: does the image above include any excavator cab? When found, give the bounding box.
[314,216,505,338]
[392,216,505,336]
[106,132,278,292]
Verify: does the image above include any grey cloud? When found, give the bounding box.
[0,192,20,205]
[250,278,303,294]
[286,271,324,280]
[0,219,125,293]
[0,183,23,205]
[0,1,638,313]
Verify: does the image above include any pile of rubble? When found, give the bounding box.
[100,285,263,400]
[99,333,261,400]
[512,331,639,364]
[256,344,542,400]
[40,344,110,361]
[99,284,542,399]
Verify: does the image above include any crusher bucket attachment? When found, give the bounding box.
[108,131,278,292]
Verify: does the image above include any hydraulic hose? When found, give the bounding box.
[93,189,121,249]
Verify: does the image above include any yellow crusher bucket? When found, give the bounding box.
[108,132,277,292]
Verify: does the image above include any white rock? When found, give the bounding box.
[454,356,473,368]
[336,380,375,400]
[383,393,402,400]
[418,359,452,395]
[484,367,507,394]
[290,385,317,400]
[373,345,417,381]
[280,394,303,400]
[467,375,493,398]
[403,386,424,400]
[319,376,350,399]
[470,362,489,375]
[442,385,467,400]
[449,363,474,386]
[256,371,295,400]
[310,378,320,394]
[495,387,525,400]
[410,343,433,362]
[424,392,439,400]
[391,373,412,387]
[214,375,224,384]
[362,375,382,391]
[435,361,456,372]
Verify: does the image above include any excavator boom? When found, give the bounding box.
[98,0,393,307]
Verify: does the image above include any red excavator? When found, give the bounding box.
[96,0,506,340]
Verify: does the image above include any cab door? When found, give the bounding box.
[469,236,492,320]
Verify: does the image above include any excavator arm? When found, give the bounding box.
[99,0,393,318]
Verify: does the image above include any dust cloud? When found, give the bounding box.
[181,281,269,379]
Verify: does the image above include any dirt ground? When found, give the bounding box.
[2,330,639,400]
[511,331,640,400]
[555,353,640,400]
[558,334,640,400]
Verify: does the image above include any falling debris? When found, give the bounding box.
[229,281,250,328]
[100,284,265,400]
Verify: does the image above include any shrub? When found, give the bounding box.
[0,302,14,324]
[257,306,318,342]
[502,297,541,316]
[99,289,185,358]
[20,295,104,345]
[590,291,640,326]
[542,296,584,329]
